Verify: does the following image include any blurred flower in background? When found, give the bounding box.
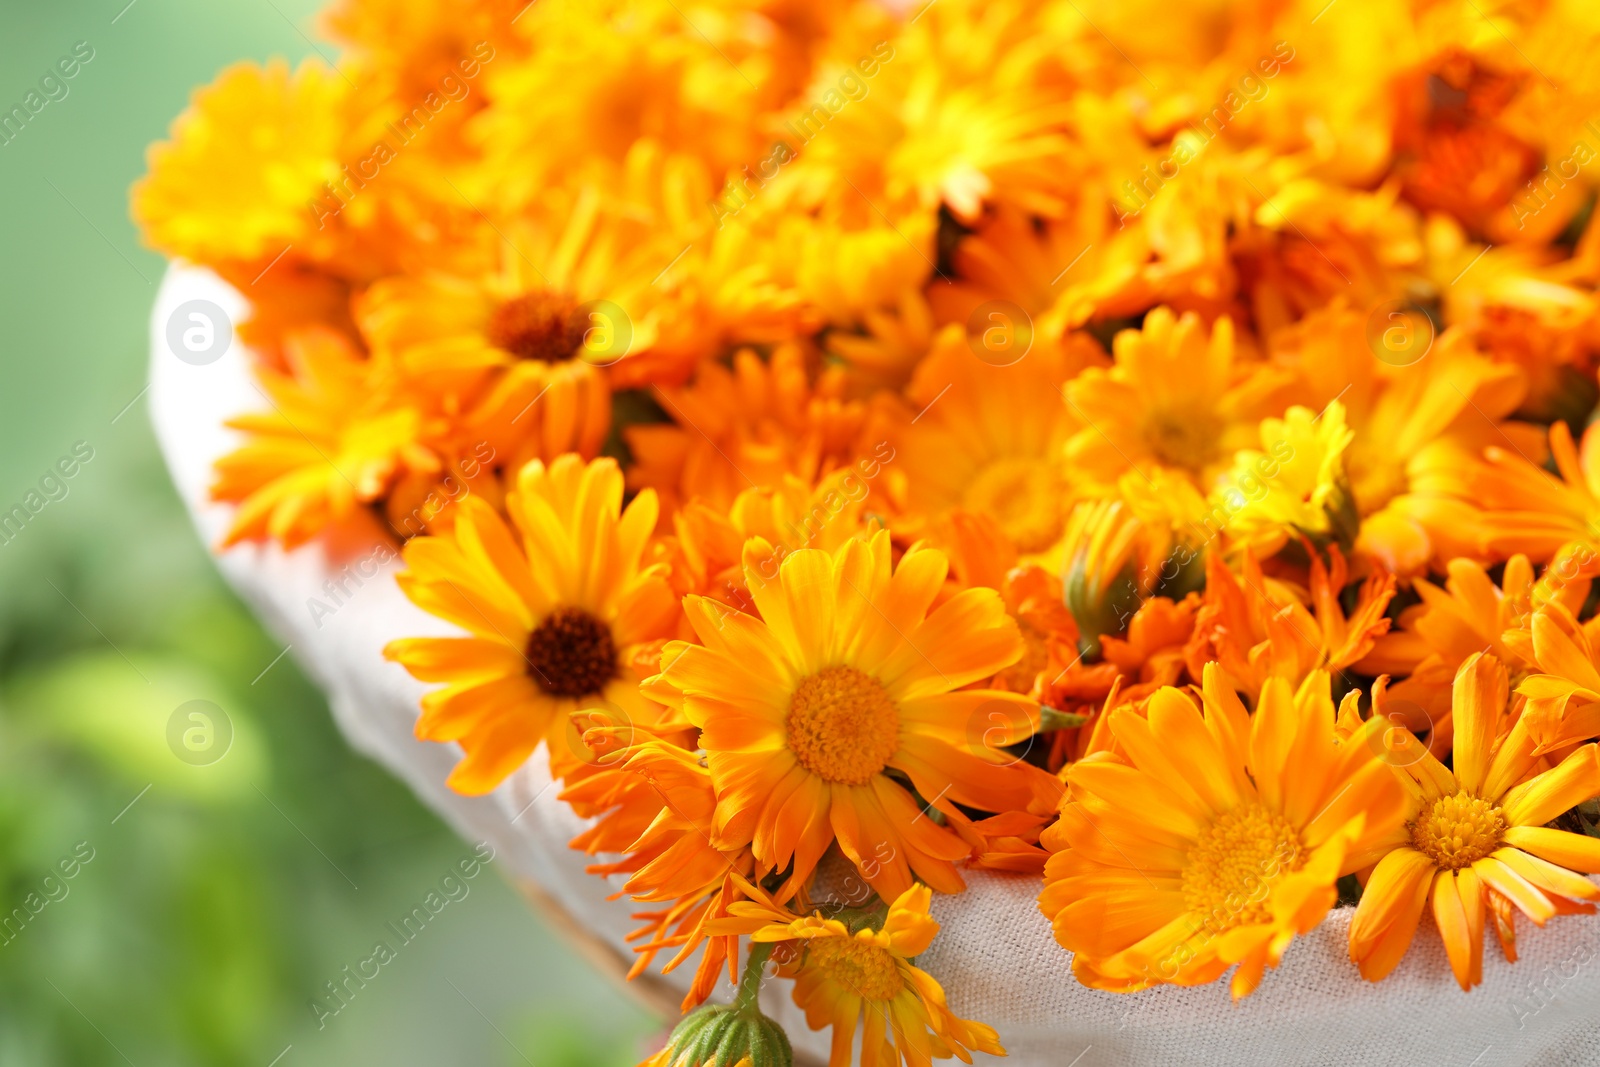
[0,2,659,1064]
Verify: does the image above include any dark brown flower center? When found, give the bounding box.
[526,607,617,698]
[487,292,586,363]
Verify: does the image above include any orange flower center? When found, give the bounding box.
[1181,803,1305,935]
[962,457,1063,553]
[526,607,617,698]
[1410,792,1505,870]
[806,936,905,1001]
[786,666,900,785]
[488,292,587,363]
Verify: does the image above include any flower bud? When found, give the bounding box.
[640,1002,793,1067]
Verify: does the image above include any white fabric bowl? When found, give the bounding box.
[149,263,1600,1067]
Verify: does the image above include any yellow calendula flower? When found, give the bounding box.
[211,328,441,548]
[384,455,679,793]
[1271,306,1535,573]
[711,884,1005,1067]
[134,59,350,270]
[1217,401,1356,558]
[1040,664,1406,999]
[1062,308,1295,495]
[1349,654,1600,990]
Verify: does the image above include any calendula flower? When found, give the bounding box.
[1516,600,1600,755]
[134,59,349,270]
[1234,178,1424,337]
[212,327,441,547]
[712,883,1005,1067]
[1392,48,1546,242]
[1429,419,1599,563]
[1218,402,1356,558]
[889,324,1101,559]
[1041,665,1406,999]
[1062,308,1294,495]
[1270,307,1533,573]
[770,1,1073,224]
[644,530,1059,899]
[354,187,685,433]
[564,717,758,1010]
[1349,653,1600,990]
[384,455,678,793]
[1357,556,1538,756]
[478,0,788,208]
[624,344,872,519]
[1184,545,1395,699]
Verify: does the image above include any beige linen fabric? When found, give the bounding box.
[150,265,1600,1066]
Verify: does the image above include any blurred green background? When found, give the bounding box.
[0,4,659,1064]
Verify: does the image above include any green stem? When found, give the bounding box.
[734,941,775,1014]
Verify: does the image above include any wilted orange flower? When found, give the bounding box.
[1184,545,1394,698]
[564,716,757,1010]
[1358,556,1538,757]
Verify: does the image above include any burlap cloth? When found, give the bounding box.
[150,264,1600,1066]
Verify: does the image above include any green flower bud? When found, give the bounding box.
[642,1002,793,1067]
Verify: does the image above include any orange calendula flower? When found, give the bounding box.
[212,327,440,548]
[644,530,1060,900]
[1429,419,1597,564]
[384,455,678,793]
[1041,665,1406,999]
[1357,556,1539,758]
[1349,654,1600,990]
[624,344,873,520]
[1062,307,1294,495]
[564,716,758,1011]
[1516,600,1600,755]
[711,883,1005,1067]
[1184,545,1394,699]
[888,324,1102,560]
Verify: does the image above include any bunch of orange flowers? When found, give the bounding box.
[135,0,1600,1063]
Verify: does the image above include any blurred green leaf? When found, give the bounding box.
[8,651,267,800]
